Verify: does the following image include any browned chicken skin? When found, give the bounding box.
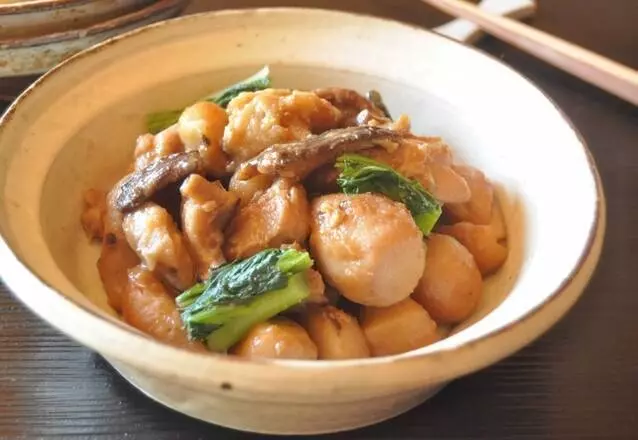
[97,239,140,313]
[180,174,238,279]
[228,172,275,207]
[223,89,342,169]
[122,202,195,291]
[224,178,311,260]
[178,102,229,177]
[446,165,495,224]
[97,184,141,312]
[122,267,205,352]
[134,125,184,170]
[135,102,229,177]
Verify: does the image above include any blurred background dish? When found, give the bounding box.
[0,0,190,77]
[0,0,157,39]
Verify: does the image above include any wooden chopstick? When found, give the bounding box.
[421,0,638,106]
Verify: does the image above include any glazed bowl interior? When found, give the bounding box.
[0,8,598,389]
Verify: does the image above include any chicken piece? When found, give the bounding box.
[303,305,371,360]
[224,178,311,260]
[123,202,195,291]
[412,234,482,324]
[426,163,473,204]
[80,188,107,241]
[390,114,411,132]
[439,222,508,276]
[233,125,404,183]
[180,174,238,279]
[314,88,413,132]
[134,125,184,170]
[113,151,203,212]
[223,88,342,168]
[178,102,229,177]
[122,266,205,352]
[314,87,388,127]
[98,237,140,313]
[360,298,438,357]
[97,185,140,312]
[134,133,155,166]
[310,193,426,307]
[228,172,274,207]
[360,110,412,132]
[365,138,471,204]
[366,137,452,173]
[230,318,318,360]
[446,165,494,224]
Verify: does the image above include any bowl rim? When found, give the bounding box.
[0,7,604,381]
[0,0,186,47]
[0,0,123,14]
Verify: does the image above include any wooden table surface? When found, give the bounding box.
[1,0,637,438]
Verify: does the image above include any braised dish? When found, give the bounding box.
[80,66,508,360]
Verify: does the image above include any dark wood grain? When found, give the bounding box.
[1,0,637,438]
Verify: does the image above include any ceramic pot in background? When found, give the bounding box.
[0,0,157,39]
[0,0,190,77]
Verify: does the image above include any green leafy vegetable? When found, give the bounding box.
[145,109,182,135]
[176,248,312,351]
[205,273,309,352]
[146,65,272,134]
[335,154,442,235]
[207,65,272,108]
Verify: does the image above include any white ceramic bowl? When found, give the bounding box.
[0,8,605,435]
